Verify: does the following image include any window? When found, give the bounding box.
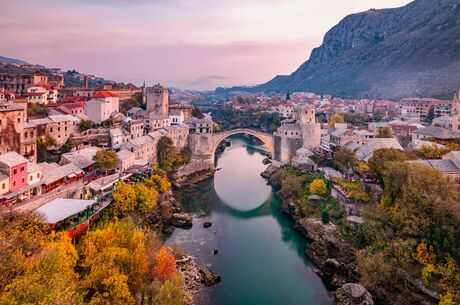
[2,183,4,189]
[13,169,17,174]
[21,166,24,172]
[30,176,33,181]
[13,181,16,186]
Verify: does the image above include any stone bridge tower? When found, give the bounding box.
[296,104,321,149]
[146,83,169,115]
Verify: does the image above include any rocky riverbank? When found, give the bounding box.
[263,166,373,305]
[264,166,440,305]
[143,191,221,304]
[176,255,221,304]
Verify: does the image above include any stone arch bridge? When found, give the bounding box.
[212,128,274,156]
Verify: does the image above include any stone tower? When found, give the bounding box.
[146,83,169,115]
[452,89,460,132]
[295,104,321,149]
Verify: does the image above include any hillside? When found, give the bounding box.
[0,56,28,65]
[217,0,460,99]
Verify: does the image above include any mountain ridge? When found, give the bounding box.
[217,0,460,100]
[0,56,28,65]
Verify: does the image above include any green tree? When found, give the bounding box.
[333,147,358,173]
[93,150,118,172]
[79,119,92,132]
[192,106,204,119]
[368,148,407,182]
[157,136,177,172]
[37,135,57,162]
[376,126,393,138]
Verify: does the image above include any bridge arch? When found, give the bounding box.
[212,128,274,156]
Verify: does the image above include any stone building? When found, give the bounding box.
[0,72,48,94]
[146,84,169,115]
[29,114,80,149]
[0,101,37,162]
[109,118,144,149]
[273,104,321,163]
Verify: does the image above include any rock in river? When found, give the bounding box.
[335,283,374,305]
[203,221,213,228]
[199,267,221,286]
[169,213,193,228]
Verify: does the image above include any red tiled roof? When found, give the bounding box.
[92,91,117,98]
[32,83,53,90]
[26,92,46,97]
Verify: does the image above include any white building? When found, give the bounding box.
[26,84,58,104]
[85,91,120,124]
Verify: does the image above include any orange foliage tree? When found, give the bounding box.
[153,247,177,282]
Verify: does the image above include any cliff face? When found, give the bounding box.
[218,0,460,99]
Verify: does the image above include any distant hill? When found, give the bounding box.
[217,0,460,100]
[0,56,28,65]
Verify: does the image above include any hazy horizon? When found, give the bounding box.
[1,0,412,90]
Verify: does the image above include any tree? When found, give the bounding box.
[368,148,407,181]
[157,136,177,172]
[153,247,177,282]
[192,106,204,119]
[328,114,345,127]
[112,181,137,216]
[79,119,92,132]
[37,135,57,162]
[279,174,304,198]
[376,126,393,138]
[321,210,330,224]
[144,174,171,194]
[333,147,358,173]
[286,91,291,100]
[134,183,158,214]
[93,150,118,172]
[417,143,450,159]
[310,179,327,196]
[154,275,189,305]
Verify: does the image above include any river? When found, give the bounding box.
[167,135,333,305]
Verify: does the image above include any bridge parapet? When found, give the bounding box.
[212,128,274,156]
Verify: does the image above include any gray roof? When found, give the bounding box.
[413,126,459,139]
[0,102,24,112]
[34,198,95,224]
[117,149,134,161]
[278,124,301,132]
[27,162,41,174]
[355,138,403,162]
[39,162,84,185]
[62,147,100,169]
[0,151,28,167]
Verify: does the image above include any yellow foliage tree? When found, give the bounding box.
[112,181,137,216]
[328,114,345,127]
[309,179,327,196]
[134,183,159,214]
[79,220,149,304]
[145,174,171,194]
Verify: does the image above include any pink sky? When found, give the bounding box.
[0,0,412,90]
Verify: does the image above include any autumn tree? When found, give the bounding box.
[153,247,177,282]
[309,179,327,196]
[417,143,450,159]
[376,126,393,138]
[112,181,137,216]
[78,219,150,304]
[93,150,118,172]
[328,114,345,127]
[134,183,158,214]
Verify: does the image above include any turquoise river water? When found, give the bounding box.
[167,135,333,305]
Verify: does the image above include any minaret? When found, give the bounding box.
[452,89,460,132]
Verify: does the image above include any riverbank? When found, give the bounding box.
[262,165,441,305]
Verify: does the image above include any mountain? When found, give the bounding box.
[217,0,460,100]
[0,56,28,65]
